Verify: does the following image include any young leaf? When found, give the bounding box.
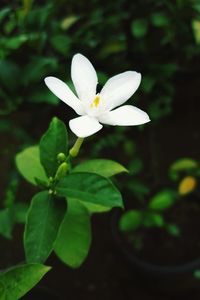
[24,191,66,263]
[16,146,48,185]
[72,159,128,178]
[54,198,91,268]
[119,210,143,232]
[40,117,68,177]
[0,264,51,300]
[56,172,123,208]
[148,189,177,211]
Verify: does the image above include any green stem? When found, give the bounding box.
[69,137,84,158]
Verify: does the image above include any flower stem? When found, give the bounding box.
[69,137,84,158]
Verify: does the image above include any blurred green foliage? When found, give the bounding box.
[0,0,200,220]
[0,0,199,118]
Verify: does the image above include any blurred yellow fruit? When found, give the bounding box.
[178,176,197,195]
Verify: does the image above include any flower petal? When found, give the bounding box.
[100,71,141,110]
[69,115,103,138]
[98,105,150,126]
[44,76,84,115]
[71,53,98,103]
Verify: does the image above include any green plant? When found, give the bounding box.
[119,157,200,250]
[0,50,151,298]
[0,116,127,299]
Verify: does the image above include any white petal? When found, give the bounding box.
[98,105,150,126]
[44,77,84,115]
[69,115,103,138]
[100,71,141,110]
[71,53,98,102]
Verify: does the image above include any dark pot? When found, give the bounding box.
[111,208,200,294]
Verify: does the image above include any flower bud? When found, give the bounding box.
[49,177,54,183]
[57,152,66,163]
[55,162,68,181]
[69,137,84,157]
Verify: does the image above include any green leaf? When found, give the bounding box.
[151,12,169,27]
[128,158,143,175]
[128,179,150,200]
[99,41,126,57]
[131,19,148,38]
[4,34,29,50]
[13,203,29,224]
[192,19,200,44]
[60,15,79,30]
[40,117,68,177]
[0,60,20,90]
[169,158,198,180]
[0,208,14,239]
[50,34,71,55]
[23,57,58,84]
[141,76,156,93]
[0,203,28,239]
[165,223,180,236]
[56,172,123,208]
[193,2,200,13]
[143,212,164,228]
[24,191,66,263]
[148,97,172,120]
[16,146,48,185]
[0,7,11,23]
[170,158,198,171]
[55,198,91,268]
[148,189,177,211]
[194,270,200,279]
[81,202,111,214]
[72,159,128,178]
[0,264,51,300]
[119,210,143,232]
[29,89,59,105]
[97,72,108,85]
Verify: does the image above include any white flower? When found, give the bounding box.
[44,53,150,138]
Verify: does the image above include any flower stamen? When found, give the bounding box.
[90,95,100,108]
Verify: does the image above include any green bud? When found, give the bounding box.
[57,152,66,163]
[55,162,68,181]
[69,148,78,157]
[69,138,84,158]
[49,176,54,183]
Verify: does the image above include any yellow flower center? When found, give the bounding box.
[90,95,100,108]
